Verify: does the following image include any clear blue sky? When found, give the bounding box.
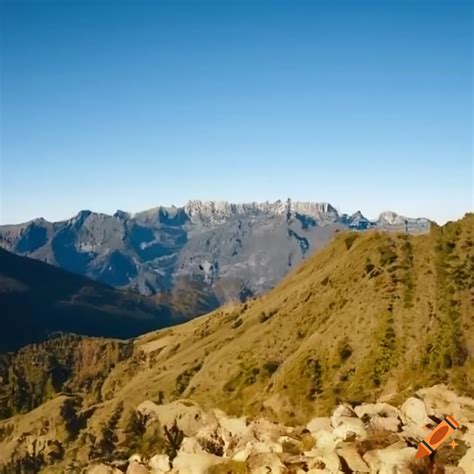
[1,0,472,225]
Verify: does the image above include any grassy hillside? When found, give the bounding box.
[0,214,472,469]
[112,213,473,425]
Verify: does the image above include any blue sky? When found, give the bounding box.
[1,0,472,224]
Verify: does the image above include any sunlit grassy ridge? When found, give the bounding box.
[0,214,472,468]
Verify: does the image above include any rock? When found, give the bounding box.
[250,418,289,443]
[247,452,286,473]
[171,452,224,473]
[310,429,339,452]
[363,442,416,474]
[85,465,123,474]
[369,415,401,433]
[461,422,474,448]
[306,417,332,434]
[232,446,251,462]
[458,446,474,473]
[337,445,370,472]
[331,404,357,428]
[177,437,206,455]
[354,402,400,420]
[247,439,283,455]
[399,424,430,443]
[149,455,170,474]
[127,462,149,474]
[400,397,430,427]
[417,385,474,424]
[306,452,341,472]
[279,435,303,455]
[444,468,466,474]
[362,449,381,472]
[213,410,251,439]
[137,400,218,437]
[332,416,367,441]
[378,446,416,473]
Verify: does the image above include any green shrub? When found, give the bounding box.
[259,309,277,323]
[164,421,184,460]
[306,358,323,401]
[174,362,203,397]
[344,234,358,250]
[231,318,243,329]
[339,343,353,361]
[262,361,280,376]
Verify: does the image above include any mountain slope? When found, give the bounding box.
[0,214,470,471]
[0,215,469,424]
[0,249,180,352]
[111,213,472,424]
[0,200,430,319]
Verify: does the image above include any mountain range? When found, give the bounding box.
[0,200,431,319]
[0,213,470,472]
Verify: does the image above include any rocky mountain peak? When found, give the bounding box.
[182,199,342,223]
[378,210,404,225]
[113,210,132,221]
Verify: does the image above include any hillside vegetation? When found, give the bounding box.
[0,214,472,470]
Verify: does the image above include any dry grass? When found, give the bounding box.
[1,214,472,468]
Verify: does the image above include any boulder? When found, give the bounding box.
[444,468,467,474]
[461,422,474,447]
[137,400,218,437]
[250,418,289,443]
[85,465,123,474]
[310,429,339,452]
[246,452,286,473]
[332,417,367,441]
[127,462,150,474]
[279,435,303,455]
[177,437,206,455]
[331,404,357,428]
[337,445,370,473]
[306,417,332,434]
[212,410,251,439]
[232,446,252,462]
[149,454,170,474]
[377,446,416,474]
[306,451,341,472]
[400,397,430,427]
[417,385,474,424]
[362,449,381,472]
[369,415,401,433]
[363,441,416,474]
[354,403,400,420]
[171,452,224,473]
[246,439,283,455]
[458,446,474,473]
[399,424,431,443]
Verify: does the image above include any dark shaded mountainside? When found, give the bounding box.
[0,215,471,472]
[0,200,430,319]
[0,249,180,352]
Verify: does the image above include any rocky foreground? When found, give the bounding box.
[84,386,474,474]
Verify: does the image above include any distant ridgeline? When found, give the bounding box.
[0,200,431,321]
